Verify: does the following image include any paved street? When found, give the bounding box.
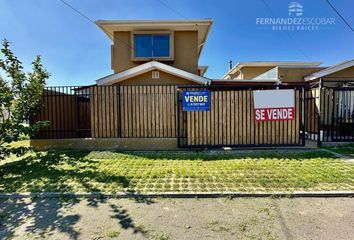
[1,197,353,239]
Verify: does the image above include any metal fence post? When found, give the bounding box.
[317,79,322,147]
[176,88,181,148]
[301,86,306,146]
[117,85,122,138]
[75,87,80,138]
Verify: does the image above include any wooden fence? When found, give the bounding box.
[178,87,303,147]
[32,88,89,139]
[90,85,177,138]
[33,85,305,147]
[34,85,178,139]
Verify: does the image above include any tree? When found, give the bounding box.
[0,39,49,159]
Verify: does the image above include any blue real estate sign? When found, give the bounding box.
[182,90,210,111]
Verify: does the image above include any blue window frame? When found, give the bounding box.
[134,34,171,58]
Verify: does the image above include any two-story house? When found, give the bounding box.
[95,19,213,86]
[31,19,354,150]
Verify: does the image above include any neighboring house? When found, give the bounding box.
[221,60,354,85]
[252,65,328,83]
[95,19,213,86]
[304,59,354,85]
[305,59,354,122]
[222,61,323,82]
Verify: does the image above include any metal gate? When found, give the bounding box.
[177,85,305,148]
[316,87,354,142]
[305,80,354,144]
[331,88,354,141]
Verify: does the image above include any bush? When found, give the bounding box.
[0,39,49,159]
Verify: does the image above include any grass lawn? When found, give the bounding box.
[1,141,353,193]
[323,143,354,156]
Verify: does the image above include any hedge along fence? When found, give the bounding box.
[32,84,305,147]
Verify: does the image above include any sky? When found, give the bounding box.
[0,0,353,86]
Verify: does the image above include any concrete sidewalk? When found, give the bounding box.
[1,197,353,240]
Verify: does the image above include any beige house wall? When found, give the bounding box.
[241,66,275,79]
[233,71,241,79]
[278,67,326,83]
[174,31,198,74]
[229,66,274,80]
[112,31,136,72]
[116,70,197,85]
[228,66,331,82]
[111,31,198,75]
[325,66,354,78]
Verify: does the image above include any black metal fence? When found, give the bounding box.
[33,82,354,147]
[32,85,179,139]
[305,80,354,143]
[32,86,91,139]
[304,87,320,143]
[330,88,354,141]
[177,85,306,148]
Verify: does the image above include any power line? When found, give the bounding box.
[57,0,134,51]
[325,0,354,33]
[156,0,204,28]
[58,0,94,23]
[156,0,311,65]
[155,0,189,20]
[260,0,311,60]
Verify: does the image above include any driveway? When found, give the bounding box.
[0,197,353,239]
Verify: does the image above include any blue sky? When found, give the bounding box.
[0,0,353,85]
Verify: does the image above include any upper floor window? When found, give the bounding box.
[132,32,173,60]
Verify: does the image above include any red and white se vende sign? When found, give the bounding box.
[253,89,295,121]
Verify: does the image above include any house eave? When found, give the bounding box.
[304,59,354,81]
[96,61,210,85]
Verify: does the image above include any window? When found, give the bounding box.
[132,32,173,60]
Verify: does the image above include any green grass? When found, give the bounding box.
[323,143,354,155]
[106,230,120,238]
[0,141,353,193]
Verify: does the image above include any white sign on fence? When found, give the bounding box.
[253,89,295,121]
